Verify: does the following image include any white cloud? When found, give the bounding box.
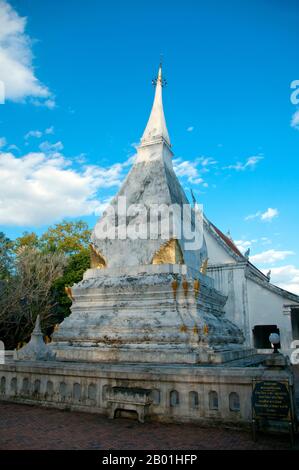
[0,148,132,226]
[235,238,272,254]
[261,207,279,221]
[39,141,64,153]
[245,211,261,221]
[262,265,299,295]
[31,98,56,109]
[291,110,299,130]
[173,158,206,186]
[45,126,54,135]
[0,136,6,148]
[199,157,218,167]
[25,126,55,140]
[25,130,43,140]
[250,249,295,264]
[173,158,198,179]
[234,239,256,252]
[261,237,272,245]
[225,155,263,171]
[245,207,279,222]
[7,143,19,151]
[187,126,194,132]
[0,0,54,106]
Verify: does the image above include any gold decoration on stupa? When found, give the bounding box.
[193,325,199,335]
[90,243,107,269]
[180,324,188,333]
[171,278,179,299]
[152,239,184,265]
[182,277,189,296]
[200,258,209,275]
[65,286,74,301]
[193,279,200,298]
[203,324,209,335]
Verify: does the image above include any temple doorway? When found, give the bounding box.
[252,324,280,349]
[291,307,299,340]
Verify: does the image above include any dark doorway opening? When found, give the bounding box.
[252,325,280,349]
[291,308,299,340]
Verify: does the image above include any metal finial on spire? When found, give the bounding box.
[141,62,170,146]
[152,62,167,87]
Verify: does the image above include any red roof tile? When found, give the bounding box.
[210,223,244,258]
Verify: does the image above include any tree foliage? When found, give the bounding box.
[0,220,92,349]
[14,232,40,252]
[52,248,90,322]
[0,247,66,349]
[40,220,91,255]
[0,232,14,280]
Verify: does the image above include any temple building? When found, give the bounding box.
[204,219,299,355]
[0,64,296,427]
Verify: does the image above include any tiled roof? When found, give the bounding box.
[210,223,244,258]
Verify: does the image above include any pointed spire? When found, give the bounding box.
[140,63,171,147]
[33,315,42,335]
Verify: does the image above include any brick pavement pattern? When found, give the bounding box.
[0,401,297,450]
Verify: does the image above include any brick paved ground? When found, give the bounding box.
[0,401,297,450]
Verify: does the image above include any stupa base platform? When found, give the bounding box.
[0,354,293,427]
[51,343,256,364]
[51,264,245,358]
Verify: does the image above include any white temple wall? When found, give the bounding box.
[204,227,236,265]
[246,278,294,356]
[207,264,251,347]
[207,264,298,356]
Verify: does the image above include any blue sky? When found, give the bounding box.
[0,0,298,293]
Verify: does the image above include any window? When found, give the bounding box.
[34,379,41,394]
[88,383,96,401]
[0,376,5,394]
[229,392,240,411]
[11,377,17,394]
[22,378,29,394]
[73,383,81,400]
[209,391,218,410]
[46,380,53,396]
[59,382,67,399]
[189,391,199,409]
[151,389,161,405]
[170,390,179,407]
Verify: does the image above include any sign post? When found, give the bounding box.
[252,380,296,446]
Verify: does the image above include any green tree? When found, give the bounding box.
[0,221,92,348]
[52,248,90,323]
[0,232,14,280]
[0,247,66,349]
[14,232,40,252]
[40,220,91,255]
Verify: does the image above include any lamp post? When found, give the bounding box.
[269,332,280,354]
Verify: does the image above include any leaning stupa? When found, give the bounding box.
[1,65,292,427]
[50,64,246,364]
